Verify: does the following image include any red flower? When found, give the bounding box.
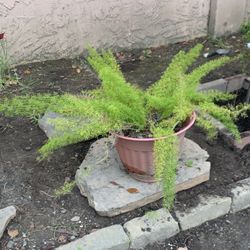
[0,33,5,40]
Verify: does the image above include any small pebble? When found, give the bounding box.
[7,241,14,249]
[71,216,80,222]
[70,236,76,241]
[24,146,32,151]
[61,208,67,214]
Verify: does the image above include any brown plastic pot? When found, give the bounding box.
[115,112,196,183]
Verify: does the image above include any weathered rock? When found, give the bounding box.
[176,195,231,231]
[38,111,89,138]
[198,78,227,92]
[0,206,16,239]
[55,225,130,250]
[76,136,210,217]
[123,209,179,249]
[231,177,250,213]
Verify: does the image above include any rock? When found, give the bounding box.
[38,112,89,138]
[75,136,210,217]
[7,240,14,249]
[69,236,76,241]
[230,177,250,213]
[55,225,130,250]
[123,208,179,249]
[60,208,67,214]
[70,216,80,222]
[175,195,231,231]
[0,206,16,239]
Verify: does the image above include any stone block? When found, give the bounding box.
[225,74,246,93]
[56,225,130,250]
[123,209,179,249]
[198,79,227,92]
[231,178,250,213]
[176,195,231,230]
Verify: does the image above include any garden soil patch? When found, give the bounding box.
[0,33,249,249]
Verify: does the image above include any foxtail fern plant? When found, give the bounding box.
[0,44,249,208]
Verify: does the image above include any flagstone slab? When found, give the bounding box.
[0,206,16,239]
[75,136,210,217]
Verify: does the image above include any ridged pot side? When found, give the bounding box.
[115,112,196,183]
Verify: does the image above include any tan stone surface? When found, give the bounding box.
[75,137,211,217]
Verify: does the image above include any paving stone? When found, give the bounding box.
[176,195,231,231]
[76,136,210,217]
[231,178,250,213]
[38,111,89,138]
[198,79,227,92]
[55,225,129,250]
[0,206,16,239]
[225,74,245,93]
[123,208,179,249]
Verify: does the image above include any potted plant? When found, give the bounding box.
[0,44,248,208]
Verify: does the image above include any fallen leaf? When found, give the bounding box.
[8,228,19,238]
[23,69,31,75]
[58,234,67,243]
[127,188,139,193]
[177,247,188,250]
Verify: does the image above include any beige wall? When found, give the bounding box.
[0,0,210,65]
[0,0,249,65]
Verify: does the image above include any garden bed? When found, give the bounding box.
[0,33,250,249]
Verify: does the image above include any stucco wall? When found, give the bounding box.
[0,0,210,65]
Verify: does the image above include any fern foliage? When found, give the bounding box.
[0,44,248,208]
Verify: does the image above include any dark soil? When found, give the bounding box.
[0,33,250,249]
[233,89,250,132]
[217,88,250,132]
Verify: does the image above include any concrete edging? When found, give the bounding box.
[56,177,250,250]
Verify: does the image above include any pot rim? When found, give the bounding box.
[114,111,196,142]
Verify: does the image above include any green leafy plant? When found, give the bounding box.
[208,36,226,48]
[241,21,250,41]
[240,21,250,74]
[185,160,193,168]
[54,180,76,197]
[0,44,248,208]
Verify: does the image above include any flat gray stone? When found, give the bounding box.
[225,74,245,92]
[55,225,130,250]
[123,208,179,249]
[176,195,231,231]
[231,178,250,213]
[75,136,210,217]
[38,111,89,138]
[0,206,16,239]
[198,79,227,92]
